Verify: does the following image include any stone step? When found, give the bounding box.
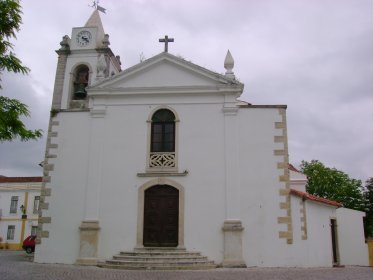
[101,247,216,270]
[113,255,208,262]
[134,247,186,251]
[98,262,216,270]
[106,259,215,266]
[119,251,202,257]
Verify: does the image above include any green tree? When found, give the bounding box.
[300,160,365,211]
[0,0,42,141]
[0,96,42,141]
[363,178,373,237]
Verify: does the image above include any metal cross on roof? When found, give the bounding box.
[159,35,174,52]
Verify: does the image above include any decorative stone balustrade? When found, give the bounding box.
[149,152,176,168]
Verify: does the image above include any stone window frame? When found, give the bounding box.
[146,106,180,173]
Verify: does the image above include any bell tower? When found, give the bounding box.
[51,9,121,111]
[40,9,122,265]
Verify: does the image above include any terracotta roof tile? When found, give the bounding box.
[0,176,43,183]
[288,163,302,173]
[290,188,342,207]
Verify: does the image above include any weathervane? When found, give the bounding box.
[90,0,106,13]
[159,35,174,52]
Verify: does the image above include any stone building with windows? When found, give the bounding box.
[0,176,42,250]
[34,10,368,268]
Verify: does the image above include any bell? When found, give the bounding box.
[74,83,87,100]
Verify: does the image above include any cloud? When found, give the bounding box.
[0,0,372,182]
[0,72,48,176]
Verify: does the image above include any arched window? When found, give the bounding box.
[72,65,89,100]
[151,109,175,152]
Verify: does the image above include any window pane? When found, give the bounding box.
[10,196,18,214]
[152,133,162,142]
[33,196,40,214]
[151,109,176,153]
[163,142,174,152]
[152,109,175,122]
[152,143,162,152]
[164,123,174,133]
[164,132,174,142]
[31,226,38,236]
[153,124,162,133]
[7,225,15,240]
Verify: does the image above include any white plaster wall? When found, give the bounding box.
[336,208,369,266]
[264,197,337,267]
[303,201,336,266]
[35,112,91,264]
[238,108,288,267]
[96,100,227,262]
[116,62,218,87]
[289,169,307,192]
[37,96,343,267]
[35,95,229,263]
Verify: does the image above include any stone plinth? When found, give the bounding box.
[222,220,246,268]
[76,220,100,265]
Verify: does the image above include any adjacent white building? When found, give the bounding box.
[0,176,42,250]
[34,10,368,268]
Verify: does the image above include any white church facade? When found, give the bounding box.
[34,10,368,268]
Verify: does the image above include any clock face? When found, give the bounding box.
[76,30,92,47]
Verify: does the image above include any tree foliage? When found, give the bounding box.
[0,0,29,80]
[0,0,42,141]
[300,160,365,211]
[0,96,42,141]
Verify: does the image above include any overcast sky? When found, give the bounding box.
[0,0,372,182]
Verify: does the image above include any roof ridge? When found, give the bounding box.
[290,188,342,207]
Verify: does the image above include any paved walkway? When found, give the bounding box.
[1,251,372,280]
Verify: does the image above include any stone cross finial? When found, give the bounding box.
[224,50,235,79]
[159,35,174,52]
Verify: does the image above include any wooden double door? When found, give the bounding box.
[143,185,179,247]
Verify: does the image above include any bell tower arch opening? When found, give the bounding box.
[72,64,90,101]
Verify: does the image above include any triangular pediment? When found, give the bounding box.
[90,53,243,92]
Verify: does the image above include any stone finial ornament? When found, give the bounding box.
[102,34,110,47]
[59,35,70,50]
[224,50,235,79]
[96,54,106,80]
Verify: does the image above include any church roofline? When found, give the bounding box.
[237,104,287,109]
[88,85,242,97]
[90,52,244,89]
[290,188,342,208]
